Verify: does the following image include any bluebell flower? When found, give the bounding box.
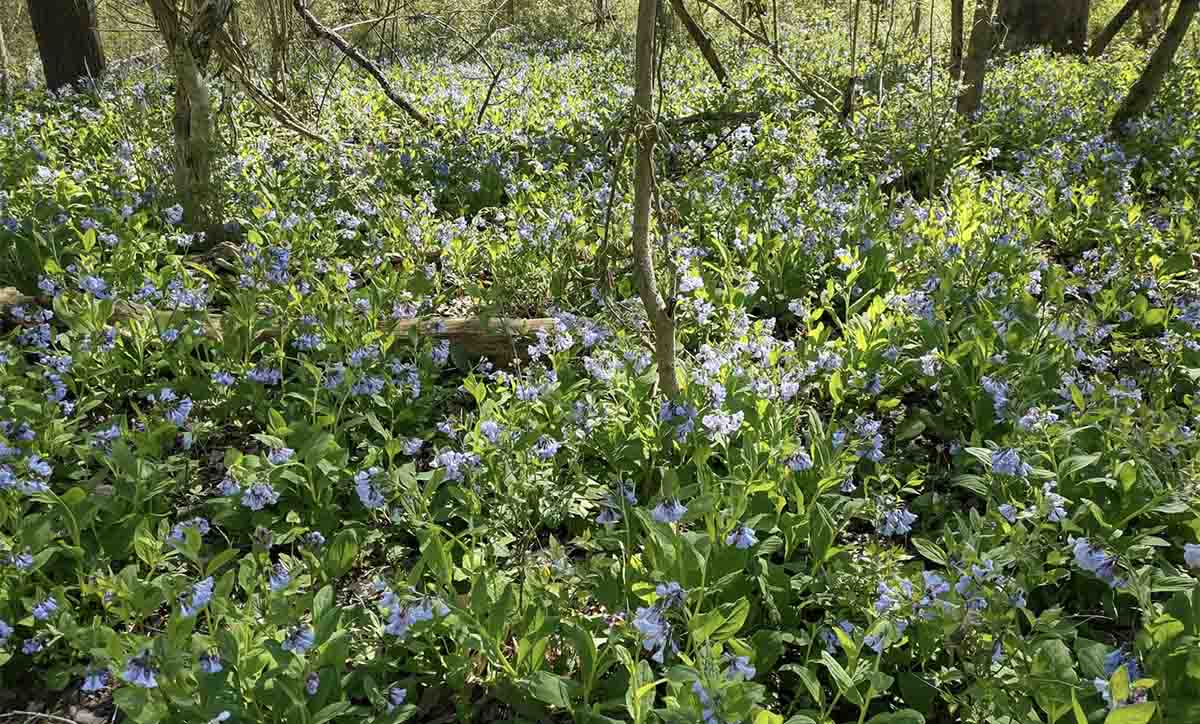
[864,633,885,653]
[354,467,386,509]
[165,398,193,426]
[164,204,184,225]
[247,366,282,385]
[169,517,210,544]
[27,456,52,479]
[981,376,1009,416]
[198,652,222,673]
[479,420,503,444]
[1185,543,1200,569]
[301,531,326,547]
[596,507,621,525]
[387,687,407,712]
[241,482,280,511]
[533,436,561,460]
[998,504,1017,523]
[1043,482,1068,521]
[920,352,941,376]
[81,669,109,692]
[268,447,294,465]
[123,652,158,688]
[991,448,1031,477]
[0,619,10,643]
[181,576,214,617]
[160,328,179,343]
[787,451,813,471]
[431,340,450,366]
[1072,538,1123,587]
[281,625,315,654]
[726,525,757,549]
[8,549,33,570]
[269,562,291,592]
[874,584,896,614]
[701,410,744,437]
[23,636,46,654]
[725,654,756,680]
[79,275,112,300]
[877,497,917,537]
[32,596,58,620]
[211,371,236,387]
[632,606,674,663]
[306,672,320,695]
[291,333,323,351]
[402,438,423,456]
[655,582,687,608]
[651,499,687,524]
[431,450,480,482]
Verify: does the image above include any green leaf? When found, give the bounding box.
[526,671,577,708]
[911,538,947,566]
[689,609,726,642]
[820,651,862,706]
[1103,703,1156,724]
[712,598,750,641]
[809,503,836,567]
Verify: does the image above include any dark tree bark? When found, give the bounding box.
[950,0,965,80]
[997,0,1089,54]
[27,0,106,90]
[1090,0,1144,58]
[957,0,996,117]
[632,0,679,399]
[1137,0,1163,42]
[669,0,729,86]
[1111,0,1199,135]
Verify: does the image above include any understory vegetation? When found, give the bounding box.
[1,2,1200,723]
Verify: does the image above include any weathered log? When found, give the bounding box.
[0,287,552,366]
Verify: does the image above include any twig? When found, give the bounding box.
[292,0,432,128]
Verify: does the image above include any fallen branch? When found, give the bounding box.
[292,0,432,128]
[0,288,550,366]
[668,0,730,87]
[665,110,761,126]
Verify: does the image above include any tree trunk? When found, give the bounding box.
[912,0,922,38]
[1090,0,1144,58]
[1137,0,1163,43]
[632,0,680,400]
[593,0,614,29]
[997,0,1089,54]
[669,0,730,86]
[0,14,10,98]
[957,0,996,117]
[27,0,106,90]
[148,0,233,240]
[1111,0,1199,134]
[950,0,965,80]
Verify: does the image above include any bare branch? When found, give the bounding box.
[292,0,432,128]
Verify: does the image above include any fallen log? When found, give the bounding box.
[0,287,553,367]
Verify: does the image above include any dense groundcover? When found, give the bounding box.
[1,37,1200,724]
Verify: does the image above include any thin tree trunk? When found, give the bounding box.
[1090,0,1144,57]
[957,0,996,117]
[0,15,10,98]
[148,0,233,240]
[1111,0,1199,134]
[293,0,432,128]
[669,0,730,86]
[912,0,922,37]
[632,0,680,400]
[27,0,106,90]
[950,0,964,80]
[843,0,863,121]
